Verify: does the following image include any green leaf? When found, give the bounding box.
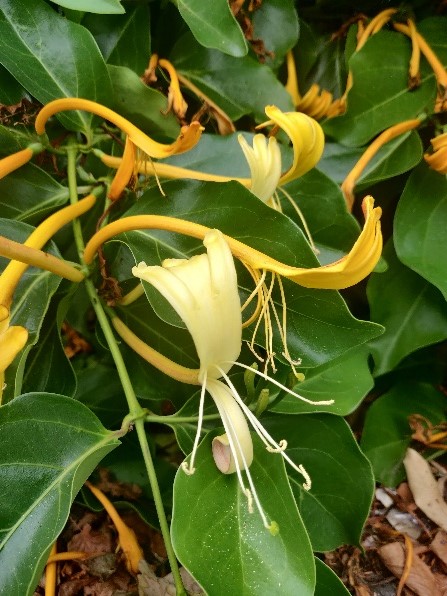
[51,0,125,14]
[315,558,350,595]
[0,124,35,156]
[0,63,26,105]
[271,348,374,416]
[367,242,447,376]
[323,31,436,146]
[83,4,151,73]
[176,0,247,57]
[107,65,180,140]
[117,180,382,368]
[356,130,423,190]
[252,0,299,69]
[0,219,65,401]
[263,414,374,551]
[170,33,294,121]
[0,0,112,133]
[395,163,447,300]
[0,163,69,224]
[0,392,119,596]
[281,169,360,264]
[22,290,76,397]
[172,432,315,595]
[361,383,446,486]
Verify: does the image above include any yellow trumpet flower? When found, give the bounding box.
[35,98,203,159]
[424,132,447,173]
[113,230,331,532]
[83,196,382,291]
[95,105,324,194]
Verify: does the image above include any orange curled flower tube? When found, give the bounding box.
[0,143,43,180]
[35,98,203,159]
[83,196,382,290]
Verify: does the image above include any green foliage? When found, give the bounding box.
[0,2,446,594]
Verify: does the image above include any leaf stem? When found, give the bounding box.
[66,142,186,595]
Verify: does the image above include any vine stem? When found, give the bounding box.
[66,142,186,595]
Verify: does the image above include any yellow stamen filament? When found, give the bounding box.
[276,186,319,254]
[394,22,447,100]
[341,119,421,211]
[407,19,421,88]
[83,195,382,290]
[108,137,137,201]
[0,148,33,180]
[45,542,57,596]
[177,73,236,135]
[0,194,96,307]
[241,264,265,328]
[35,98,203,158]
[85,481,144,574]
[112,316,200,385]
[0,236,84,282]
[158,58,188,119]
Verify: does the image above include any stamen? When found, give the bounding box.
[276,186,319,254]
[182,373,208,475]
[223,361,334,406]
[216,366,315,493]
[217,398,273,530]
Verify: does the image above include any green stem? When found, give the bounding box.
[66,143,185,595]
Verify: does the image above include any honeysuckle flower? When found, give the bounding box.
[237,134,282,205]
[112,229,333,531]
[34,98,204,201]
[95,105,324,194]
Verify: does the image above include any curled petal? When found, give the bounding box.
[262,105,325,185]
[35,98,203,159]
[238,134,282,203]
[84,197,382,290]
[108,138,136,201]
[425,133,447,174]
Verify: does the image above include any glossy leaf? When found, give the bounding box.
[22,291,76,397]
[252,0,299,68]
[107,65,180,140]
[0,0,112,132]
[0,392,119,596]
[170,33,294,121]
[361,383,446,486]
[0,63,25,105]
[116,180,382,368]
[282,169,360,264]
[271,348,374,416]
[323,31,436,146]
[52,0,125,14]
[0,124,35,156]
[176,0,247,57]
[315,558,350,595]
[83,4,151,73]
[367,242,447,376]
[0,219,65,402]
[395,164,447,300]
[263,414,374,551]
[172,432,315,595]
[0,163,69,224]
